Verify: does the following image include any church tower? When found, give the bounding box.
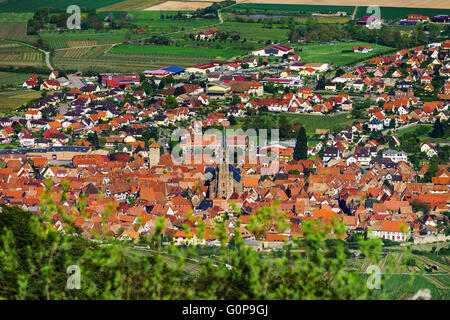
[149,142,160,168]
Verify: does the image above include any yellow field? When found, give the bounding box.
[235,0,450,9]
[144,1,214,11]
[98,0,162,11]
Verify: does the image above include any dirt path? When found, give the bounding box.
[351,6,358,20]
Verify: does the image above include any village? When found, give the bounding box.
[0,37,449,248]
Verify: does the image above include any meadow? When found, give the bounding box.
[294,41,393,66]
[0,72,45,86]
[0,89,41,113]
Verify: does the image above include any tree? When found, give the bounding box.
[165,95,178,108]
[294,126,307,160]
[87,132,100,149]
[0,183,406,300]
[429,119,445,138]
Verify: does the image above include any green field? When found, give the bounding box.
[224,3,355,16]
[0,72,45,86]
[0,12,33,22]
[0,0,125,12]
[0,43,45,68]
[0,89,41,113]
[295,41,393,66]
[109,44,246,59]
[0,22,37,42]
[356,6,450,20]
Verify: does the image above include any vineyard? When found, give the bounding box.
[0,45,44,68]
[53,52,213,72]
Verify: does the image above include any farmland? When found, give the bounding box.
[109,43,246,59]
[0,72,45,86]
[224,3,355,15]
[0,43,44,68]
[0,0,125,12]
[97,0,161,11]
[355,6,450,19]
[233,0,450,10]
[0,22,37,42]
[0,89,41,113]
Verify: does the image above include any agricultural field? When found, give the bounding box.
[0,0,125,12]
[0,22,37,43]
[144,1,214,11]
[0,44,44,68]
[224,3,356,16]
[355,6,450,19]
[234,0,450,10]
[40,30,142,50]
[0,89,41,113]
[97,0,161,11]
[53,52,212,72]
[97,11,221,33]
[294,41,393,66]
[0,72,45,86]
[109,43,247,59]
[0,12,33,22]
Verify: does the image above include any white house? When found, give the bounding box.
[382,149,408,163]
[251,44,294,57]
[420,141,438,158]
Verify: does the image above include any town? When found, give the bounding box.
[0,39,448,247]
[0,0,449,301]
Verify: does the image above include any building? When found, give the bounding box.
[251,44,294,57]
[371,221,410,242]
[382,150,408,163]
[100,74,140,87]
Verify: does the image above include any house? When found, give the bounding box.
[371,221,410,242]
[40,80,61,91]
[251,44,294,57]
[353,46,373,53]
[368,118,383,131]
[382,150,408,163]
[420,141,438,158]
[22,75,39,89]
[20,134,35,147]
[323,147,341,162]
[25,109,42,120]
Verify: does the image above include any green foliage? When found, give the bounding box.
[0,181,407,300]
[294,126,307,160]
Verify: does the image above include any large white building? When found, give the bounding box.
[252,44,294,57]
[382,149,408,163]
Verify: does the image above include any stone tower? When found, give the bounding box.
[149,141,160,168]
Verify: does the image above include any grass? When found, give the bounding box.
[294,41,393,66]
[0,12,33,22]
[257,112,354,135]
[0,89,41,113]
[0,72,45,86]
